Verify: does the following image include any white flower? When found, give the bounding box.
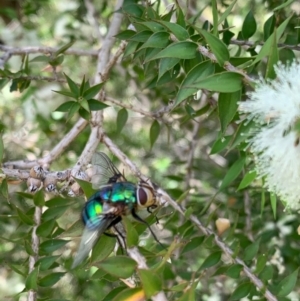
[239,60,300,210]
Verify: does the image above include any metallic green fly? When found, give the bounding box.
[72,152,160,268]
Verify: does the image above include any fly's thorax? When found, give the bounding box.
[136,181,156,208]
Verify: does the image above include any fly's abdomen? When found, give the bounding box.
[82,197,104,230]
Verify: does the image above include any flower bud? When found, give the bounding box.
[29,166,45,179]
[43,176,58,194]
[27,177,42,193]
[215,218,230,236]
[68,182,82,197]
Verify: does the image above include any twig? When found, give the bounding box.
[230,39,300,51]
[27,206,42,301]
[0,45,98,56]
[0,74,67,83]
[198,45,254,84]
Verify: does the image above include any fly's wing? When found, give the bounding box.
[91,152,126,189]
[71,216,114,268]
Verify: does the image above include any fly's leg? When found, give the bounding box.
[147,205,159,224]
[112,225,127,253]
[103,216,126,253]
[131,208,163,248]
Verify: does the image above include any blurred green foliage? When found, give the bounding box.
[0,0,300,300]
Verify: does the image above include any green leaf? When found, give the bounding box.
[218,91,239,134]
[237,170,257,190]
[33,189,45,207]
[116,108,128,133]
[102,287,127,301]
[88,99,109,111]
[49,54,64,66]
[39,239,69,254]
[74,178,94,198]
[16,207,34,225]
[138,21,165,32]
[39,272,65,287]
[67,102,81,119]
[255,254,268,274]
[53,90,75,98]
[252,15,293,65]
[226,264,243,279]
[54,40,75,56]
[243,238,260,261]
[36,219,56,237]
[139,31,170,49]
[55,101,77,112]
[265,29,279,79]
[199,251,222,271]
[264,15,275,41]
[273,0,295,11]
[25,267,39,290]
[115,29,136,40]
[43,205,68,221]
[231,282,252,300]
[157,20,189,41]
[30,55,50,63]
[35,256,60,271]
[98,256,136,278]
[91,234,116,263]
[210,135,231,154]
[270,193,277,219]
[197,28,230,66]
[191,72,242,94]
[123,216,139,247]
[259,265,273,282]
[148,41,197,61]
[78,107,90,120]
[218,0,237,25]
[83,83,104,99]
[158,57,180,80]
[149,120,160,148]
[176,60,215,106]
[63,73,79,97]
[182,237,205,254]
[277,268,298,296]
[242,11,257,39]
[112,288,145,301]
[219,154,246,190]
[139,269,162,298]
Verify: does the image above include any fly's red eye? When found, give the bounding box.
[138,188,148,206]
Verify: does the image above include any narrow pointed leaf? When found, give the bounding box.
[39,272,66,287]
[277,268,298,297]
[149,120,160,148]
[139,269,162,298]
[219,154,246,190]
[199,251,222,270]
[99,256,136,278]
[64,73,79,96]
[148,41,197,61]
[83,83,104,99]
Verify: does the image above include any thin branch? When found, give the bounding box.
[230,39,300,51]
[0,45,98,56]
[198,45,254,84]
[0,74,67,83]
[27,206,42,301]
